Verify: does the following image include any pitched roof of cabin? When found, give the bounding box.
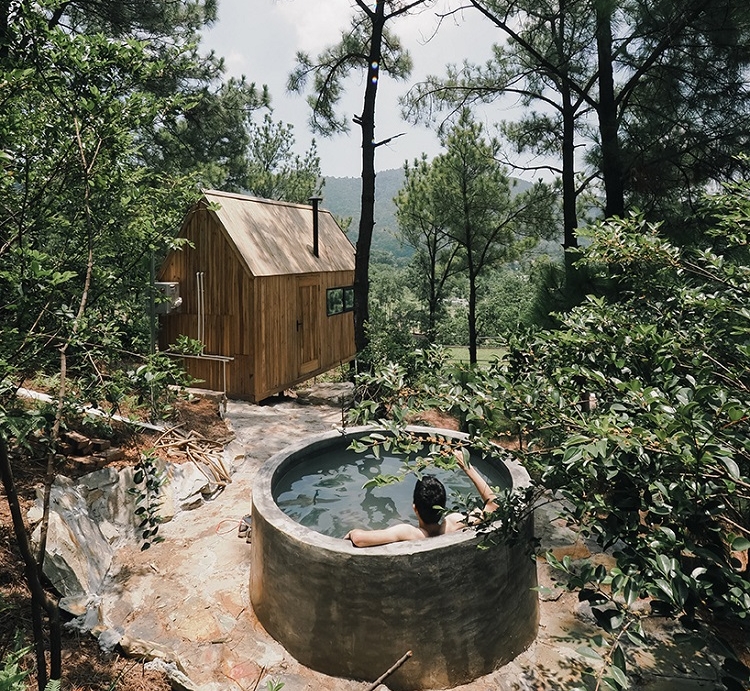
[202,189,355,277]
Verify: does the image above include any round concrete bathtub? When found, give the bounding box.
[249,427,539,690]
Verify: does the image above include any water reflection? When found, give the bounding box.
[362,487,400,526]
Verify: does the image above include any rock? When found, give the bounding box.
[27,504,43,525]
[58,594,89,617]
[91,438,111,452]
[73,455,106,470]
[120,634,188,674]
[97,627,124,654]
[63,597,105,635]
[143,659,200,691]
[161,462,217,514]
[28,450,232,611]
[57,441,75,456]
[95,447,125,463]
[33,485,115,598]
[294,381,354,407]
[575,600,597,624]
[534,495,580,548]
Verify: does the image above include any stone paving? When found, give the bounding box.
[96,386,724,691]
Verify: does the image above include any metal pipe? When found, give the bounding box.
[309,196,322,257]
[196,271,205,345]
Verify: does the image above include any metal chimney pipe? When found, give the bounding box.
[309,196,322,257]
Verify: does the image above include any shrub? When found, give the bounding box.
[353,186,750,689]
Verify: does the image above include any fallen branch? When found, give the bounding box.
[365,650,412,691]
[154,427,232,486]
[250,665,267,691]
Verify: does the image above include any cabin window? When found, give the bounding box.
[327,286,354,316]
[343,286,354,311]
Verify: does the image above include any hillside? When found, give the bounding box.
[322,168,538,263]
[323,168,408,260]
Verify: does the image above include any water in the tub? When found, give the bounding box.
[273,446,507,538]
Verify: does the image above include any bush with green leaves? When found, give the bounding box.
[468,207,749,688]
[125,352,195,422]
[0,642,31,691]
[353,185,750,690]
[351,343,449,425]
[358,313,422,373]
[0,1,262,687]
[170,335,206,356]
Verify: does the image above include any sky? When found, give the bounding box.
[200,0,514,179]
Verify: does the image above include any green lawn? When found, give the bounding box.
[444,346,507,365]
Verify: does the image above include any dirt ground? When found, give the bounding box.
[0,395,230,691]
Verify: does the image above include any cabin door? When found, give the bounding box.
[297,276,320,375]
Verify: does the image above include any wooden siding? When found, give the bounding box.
[298,275,321,375]
[253,270,355,401]
[158,205,255,396]
[172,356,230,394]
[254,274,296,397]
[318,270,356,368]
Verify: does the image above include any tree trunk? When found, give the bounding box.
[560,64,587,298]
[426,248,438,339]
[354,1,386,354]
[427,290,438,340]
[468,268,478,365]
[0,436,62,690]
[558,2,578,251]
[595,0,625,218]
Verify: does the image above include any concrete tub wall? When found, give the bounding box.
[249,428,539,690]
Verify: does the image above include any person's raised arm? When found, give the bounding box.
[454,448,498,513]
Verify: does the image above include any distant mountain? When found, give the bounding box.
[322,168,408,260]
[322,168,535,263]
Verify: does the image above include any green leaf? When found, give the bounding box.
[612,644,627,675]
[654,578,674,600]
[721,456,741,480]
[656,554,672,576]
[362,474,401,489]
[576,646,603,660]
[731,537,750,552]
[623,579,640,607]
[609,664,629,688]
[625,626,647,646]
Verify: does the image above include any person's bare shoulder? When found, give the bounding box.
[443,512,467,533]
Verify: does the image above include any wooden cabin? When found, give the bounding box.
[157,190,356,402]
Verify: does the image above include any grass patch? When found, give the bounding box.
[445,346,507,365]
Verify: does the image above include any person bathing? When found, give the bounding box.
[344,448,498,547]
